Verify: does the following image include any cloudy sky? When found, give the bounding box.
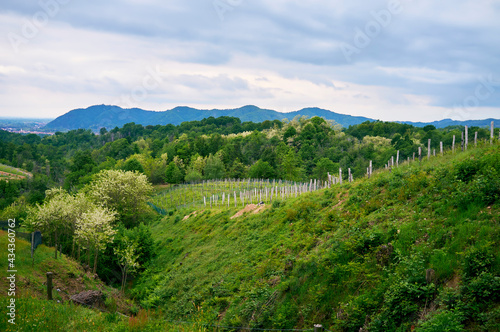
[1,0,499,121]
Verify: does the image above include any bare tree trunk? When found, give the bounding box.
[87,246,91,270]
[93,248,98,274]
[54,230,58,259]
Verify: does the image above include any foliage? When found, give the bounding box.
[204,153,226,179]
[248,159,276,179]
[84,169,153,227]
[133,143,500,331]
[75,205,117,273]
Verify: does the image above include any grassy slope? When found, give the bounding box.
[0,163,32,179]
[0,231,144,331]
[134,143,500,331]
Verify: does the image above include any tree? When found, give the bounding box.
[25,188,73,259]
[185,168,203,183]
[84,170,153,228]
[165,162,184,184]
[283,125,297,142]
[248,160,276,179]
[75,206,116,274]
[204,153,226,179]
[122,158,145,173]
[114,236,139,293]
[64,150,96,190]
[314,158,339,181]
[280,149,302,181]
[228,158,246,179]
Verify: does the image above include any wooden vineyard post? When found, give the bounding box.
[348,168,351,183]
[440,141,443,155]
[465,126,468,150]
[433,149,436,157]
[314,324,324,332]
[396,150,399,167]
[413,152,415,162]
[452,135,455,153]
[339,168,342,185]
[427,139,431,160]
[474,132,478,146]
[418,147,422,162]
[47,272,53,300]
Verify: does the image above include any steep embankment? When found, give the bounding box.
[134,144,500,331]
[0,230,135,331]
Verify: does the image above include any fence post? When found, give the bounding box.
[465,125,468,150]
[47,272,53,300]
[440,141,443,155]
[314,324,324,332]
[461,131,464,151]
[452,135,455,152]
[427,139,431,160]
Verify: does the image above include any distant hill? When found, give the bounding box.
[43,105,374,131]
[44,104,500,131]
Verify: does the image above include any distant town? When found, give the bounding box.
[0,118,54,135]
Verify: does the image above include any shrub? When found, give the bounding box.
[454,159,481,183]
[416,309,465,332]
[462,245,494,279]
[463,272,500,303]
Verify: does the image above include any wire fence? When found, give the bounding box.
[163,319,333,331]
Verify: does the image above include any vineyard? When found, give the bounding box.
[149,177,332,213]
[150,122,500,213]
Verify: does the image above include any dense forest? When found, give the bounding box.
[1,115,495,203]
[1,116,499,331]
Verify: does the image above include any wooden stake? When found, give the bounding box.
[465,126,468,150]
[47,272,53,300]
[427,139,431,160]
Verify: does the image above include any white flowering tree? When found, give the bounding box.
[84,170,153,227]
[25,188,73,259]
[75,206,117,274]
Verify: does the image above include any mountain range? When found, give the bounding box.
[44,105,499,131]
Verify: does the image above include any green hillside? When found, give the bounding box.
[132,143,500,331]
[0,163,32,180]
[0,230,140,331]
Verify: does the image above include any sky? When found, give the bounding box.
[1,0,499,122]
